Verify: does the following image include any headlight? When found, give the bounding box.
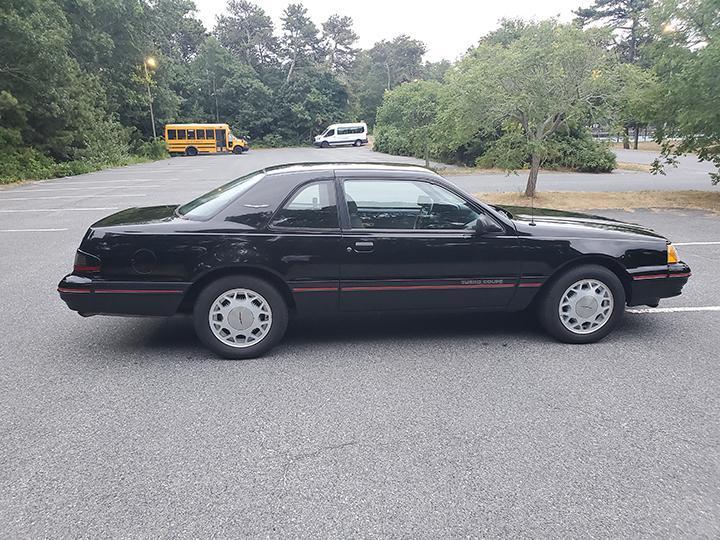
[667,244,679,264]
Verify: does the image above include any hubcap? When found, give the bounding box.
[558,279,614,335]
[208,288,272,348]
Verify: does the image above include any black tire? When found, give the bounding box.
[232,145,243,154]
[537,264,625,344]
[320,141,330,148]
[353,139,362,147]
[193,276,289,359]
[185,146,198,156]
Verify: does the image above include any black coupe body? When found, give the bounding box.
[59,163,691,358]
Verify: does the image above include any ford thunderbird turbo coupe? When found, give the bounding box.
[58,163,691,359]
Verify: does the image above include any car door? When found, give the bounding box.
[338,176,521,311]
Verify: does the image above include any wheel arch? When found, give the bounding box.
[535,255,633,306]
[177,265,296,314]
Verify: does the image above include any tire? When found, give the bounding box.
[232,145,243,154]
[185,146,198,156]
[320,141,330,148]
[193,276,289,359]
[538,264,625,344]
[353,139,362,147]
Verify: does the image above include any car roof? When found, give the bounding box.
[262,162,435,177]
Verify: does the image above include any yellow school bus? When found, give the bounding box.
[164,123,249,156]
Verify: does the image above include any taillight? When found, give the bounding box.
[74,250,101,273]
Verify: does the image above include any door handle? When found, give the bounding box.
[352,241,374,253]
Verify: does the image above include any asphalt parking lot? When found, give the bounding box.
[1,147,719,537]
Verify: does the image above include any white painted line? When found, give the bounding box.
[627,306,720,314]
[674,241,720,246]
[14,185,163,192]
[31,179,167,186]
[0,207,118,213]
[0,228,68,232]
[0,193,146,202]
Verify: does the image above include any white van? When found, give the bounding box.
[313,122,368,148]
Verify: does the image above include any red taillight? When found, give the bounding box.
[73,250,101,274]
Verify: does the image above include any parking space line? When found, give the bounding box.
[0,228,69,232]
[13,185,163,192]
[0,194,146,202]
[674,242,720,246]
[0,207,118,213]
[627,306,720,314]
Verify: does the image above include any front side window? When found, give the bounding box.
[270,181,338,229]
[324,129,335,137]
[343,179,481,230]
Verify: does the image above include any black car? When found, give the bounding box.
[58,163,691,359]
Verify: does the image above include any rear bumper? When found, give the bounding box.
[628,262,691,306]
[58,274,189,316]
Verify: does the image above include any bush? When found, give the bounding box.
[260,134,285,148]
[131,138,168,160]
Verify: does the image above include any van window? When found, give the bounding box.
[325,129,335,137]
[337,127,348,135]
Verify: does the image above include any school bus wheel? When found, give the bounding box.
[185,146,198,156]
[232,145,244,154]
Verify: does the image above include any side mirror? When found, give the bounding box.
[475,214,504,234]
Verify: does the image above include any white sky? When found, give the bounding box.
[194,0,593,62]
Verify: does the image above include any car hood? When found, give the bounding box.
[91,205,179,228]
[495,205,666,240]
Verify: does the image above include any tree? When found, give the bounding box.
[215,0,279,70]
[574,0,653,64]
[444,21,614,197]
[280,3,321,84]
[647,0,720,183]
[374,80,443,166]
[321,14,359,75]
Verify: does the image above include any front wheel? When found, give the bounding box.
[320,141,330,148]
[538,265,625,344]
[193,276,289,359]
[232,145,244,154]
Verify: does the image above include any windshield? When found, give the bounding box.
[177,171,265,220]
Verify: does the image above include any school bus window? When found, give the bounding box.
[206,129,215,139]
[178,129,186,139]
[187,129,195,139]
[197,130,205,140]
[168,129,176,140]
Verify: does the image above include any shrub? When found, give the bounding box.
[132,138,168,160]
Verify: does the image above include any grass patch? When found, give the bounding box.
[611,141,663,151]
[616,161,652,172]
[476,190,720,213]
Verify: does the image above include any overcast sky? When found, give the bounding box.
[195,0,593,62]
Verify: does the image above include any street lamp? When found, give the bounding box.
[144,56,158,139]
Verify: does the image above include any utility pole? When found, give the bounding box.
[144,56,158,139]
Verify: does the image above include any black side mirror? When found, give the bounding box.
[475,214,504,234]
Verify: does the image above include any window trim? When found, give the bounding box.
[267,179,341,232]
[337,176,506,234]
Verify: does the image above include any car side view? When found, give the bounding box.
[58,163,691,359]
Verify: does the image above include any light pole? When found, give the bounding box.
[144,56,158,139]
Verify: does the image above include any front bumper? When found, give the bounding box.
[58,274,189,317]
[627,262,691,306]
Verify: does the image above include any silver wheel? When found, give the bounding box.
[558,279,614,335]
[208,288,272,348]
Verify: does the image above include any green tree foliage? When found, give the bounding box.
[444,21,616,196]
[321,15,359,76]
[647,0,720,183]
[373,80,443,166]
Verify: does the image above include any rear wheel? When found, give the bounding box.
[193,276,288,359]
[185,146,198,156]
[538,265,625,344]
[353,139,362,147]
[321,141,330,148]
